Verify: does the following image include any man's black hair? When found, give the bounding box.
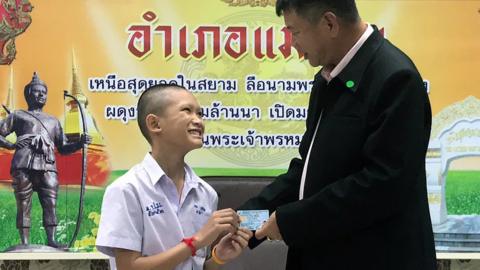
[276,0,360,23]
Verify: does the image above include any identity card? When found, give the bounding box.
[237,210,269,230]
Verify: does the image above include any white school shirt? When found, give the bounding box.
[96,153,218,270]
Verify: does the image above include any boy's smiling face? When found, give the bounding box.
[156,89,204,152]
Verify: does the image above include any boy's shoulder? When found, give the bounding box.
[105,163,148,194]
[186,167,218,201]
[197,177,217,196]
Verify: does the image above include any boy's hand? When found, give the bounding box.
[194,208,240,249]
[214,227,252,262]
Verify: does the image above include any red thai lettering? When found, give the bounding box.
[179,26,190,58]
[224,26,247,59]
[154,25,173,58]
[126,12,305,61]
[192,26,221,59]
[126,11,157,59]
[278,27,293,59]
[127,25,152,59]
[142,11,157,22]
[254,27,277,60]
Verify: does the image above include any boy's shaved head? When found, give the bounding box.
[137,83,189,144]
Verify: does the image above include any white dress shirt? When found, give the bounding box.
[96,153,218,270]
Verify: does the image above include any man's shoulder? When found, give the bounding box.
[373,40,419,74]
[358,40,422,96]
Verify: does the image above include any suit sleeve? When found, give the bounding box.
[276,70,431,247]
[239,77,324,213]
[238,78,324,248]
[238,79,326,213]
[239,146,305,249]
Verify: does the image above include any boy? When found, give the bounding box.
[96,84,252,270]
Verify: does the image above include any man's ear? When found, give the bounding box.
[322,11,340,37]
[146,114,162,134]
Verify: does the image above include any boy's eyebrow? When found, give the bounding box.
[180,103,195,108]
[179,102,201,110]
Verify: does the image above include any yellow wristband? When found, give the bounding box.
[211,246,226,265]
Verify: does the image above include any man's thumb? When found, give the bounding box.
[255,227,266,240]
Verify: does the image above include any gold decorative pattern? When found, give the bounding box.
[221,0,276,7]
[428,193,442,204]
[431,96,480,140]
[0,0,33,65]
[427,150,441,158]
[70,49,88,105]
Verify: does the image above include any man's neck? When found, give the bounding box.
[331,21,367,67]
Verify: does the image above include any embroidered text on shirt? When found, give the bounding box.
[145,201,164,217]
[193,204,206,215]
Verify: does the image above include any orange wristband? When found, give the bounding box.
[182,237,197,256]
[211,246,226,265]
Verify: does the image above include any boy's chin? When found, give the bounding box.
[187,140,203,150]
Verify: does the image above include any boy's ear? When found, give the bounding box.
[145,114,162,134]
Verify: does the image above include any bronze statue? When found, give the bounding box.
[0,72,91,248]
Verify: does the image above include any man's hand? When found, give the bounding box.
[255,211,283,241]
[214,227,252,262]
[194,208,240,249]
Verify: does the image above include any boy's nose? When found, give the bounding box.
[194,119,204,128]
[192,115,203,125]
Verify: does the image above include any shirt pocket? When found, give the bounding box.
[192,211,210,232]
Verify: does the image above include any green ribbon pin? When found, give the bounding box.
[346,80,355,88]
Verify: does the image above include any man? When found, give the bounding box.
[0,72,90,248]
[240,0,436,269]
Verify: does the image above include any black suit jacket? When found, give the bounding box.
[240,26,436,270]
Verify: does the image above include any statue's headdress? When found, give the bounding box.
[24,72,48,101]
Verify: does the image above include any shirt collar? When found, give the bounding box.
[321,24,374,83]
[142,153,200,189]
[316,24,384,93]
[183,165,201,190]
